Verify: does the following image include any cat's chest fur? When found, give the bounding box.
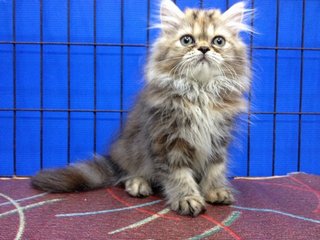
[174,90,232,155]
[145,82,241,169]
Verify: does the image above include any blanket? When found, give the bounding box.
[1,173,319,239]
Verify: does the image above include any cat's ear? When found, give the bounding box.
[221,2,253,34]
[160,0,184,34]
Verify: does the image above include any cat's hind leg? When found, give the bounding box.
[125,177,153,197]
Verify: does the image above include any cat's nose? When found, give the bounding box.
[198,46,210,54]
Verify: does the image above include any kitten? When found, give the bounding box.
[32,0,252,217]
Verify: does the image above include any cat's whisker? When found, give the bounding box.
[221,63,238,81]
[183,59,197,81]
[177,61,188,81]
[156,56,185,64]
[223,55,247,61]
[209,57,228,95]
[220,62,247,92]
[169,60,185,78]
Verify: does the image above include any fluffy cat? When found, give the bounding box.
[31,0,252,217]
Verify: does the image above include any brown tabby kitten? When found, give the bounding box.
[32,0,252,217]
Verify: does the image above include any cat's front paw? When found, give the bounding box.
[125,177,153,197]
[205,188,234,205]
[171,195,206,217]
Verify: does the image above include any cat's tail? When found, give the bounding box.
[31,155,123,193]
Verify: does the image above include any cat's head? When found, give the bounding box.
[147,0,253,95]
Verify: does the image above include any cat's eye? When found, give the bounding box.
[180,35,195,46]
[212,36,226,47]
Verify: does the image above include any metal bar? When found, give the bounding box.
[272,0,280,176]
[12,0,17,176]
[1,41,319,51]
[1,0,319,178]
[0,108,319,115]
[250,112,320,115]
[67,0,71,165]
[0,41,148,47]
[146,0,150,52]
[93,0,97,153]
[120,0,124,129]
[199,0,204,8]
[252,46,320,51]
[40,0,44,170]
[297,0,306,172]
[0,108,129,113]
[247,0,255,176]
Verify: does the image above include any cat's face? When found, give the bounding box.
[149,1,251,89]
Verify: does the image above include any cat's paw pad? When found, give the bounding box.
[171,195,206,217]
[205,188,234,205]
[125,177,153,197]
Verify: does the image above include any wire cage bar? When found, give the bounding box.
[0,0,319,177]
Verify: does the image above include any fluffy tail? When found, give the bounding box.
[31,155,122,193]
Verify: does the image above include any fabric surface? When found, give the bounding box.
[0,173,319,240]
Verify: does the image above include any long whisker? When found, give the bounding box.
[155,56,185,64]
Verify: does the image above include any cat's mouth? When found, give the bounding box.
[197,56,210,65]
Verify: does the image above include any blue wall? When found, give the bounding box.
[0,0,319,177]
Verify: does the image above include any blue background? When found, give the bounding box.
[0,0,319,177]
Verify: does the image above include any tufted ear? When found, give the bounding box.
[221,2,253,33]
[160,0,184,33]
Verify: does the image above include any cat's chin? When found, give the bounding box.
[191,62,218,82]
[197,58,210,65]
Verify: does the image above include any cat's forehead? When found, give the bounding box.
[181,8,230,39]
[184,8,222,23]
